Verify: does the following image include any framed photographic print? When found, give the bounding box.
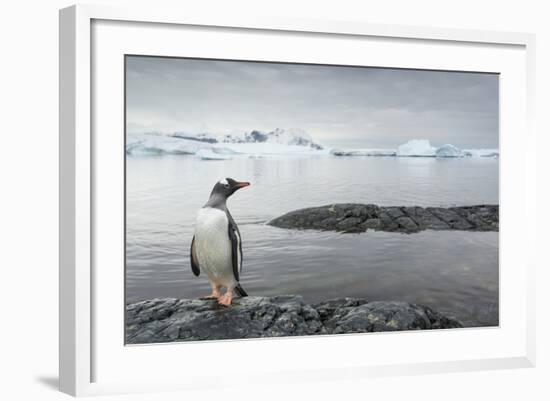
[59,4,536,397]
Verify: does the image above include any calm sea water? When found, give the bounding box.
[126,155,499,327]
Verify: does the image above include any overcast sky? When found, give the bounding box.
[126,56,498,149]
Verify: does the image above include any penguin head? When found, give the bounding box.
[210,178,250,199]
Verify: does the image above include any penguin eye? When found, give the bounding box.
[224,183,230,189]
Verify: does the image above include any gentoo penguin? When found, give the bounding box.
[190,178,250,306]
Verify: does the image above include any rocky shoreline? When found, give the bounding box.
[268,203,499,234]
[126,296,462,344]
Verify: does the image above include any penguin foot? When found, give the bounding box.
[217,293,233,306]
[201,285,222,300]
[200,295,220,300]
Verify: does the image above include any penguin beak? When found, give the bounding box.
[233,181,250,189]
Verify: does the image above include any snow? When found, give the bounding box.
[219,128,324,150]
[435,144,465,158]
[172,132,218,144]
[196,149,232,160]
[126,129,325,157]
[397,139,437,157]
[262,128,315,146]
[211,146,239,155]
[125,133,210,156]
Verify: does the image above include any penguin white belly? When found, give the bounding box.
[194,207,235,287]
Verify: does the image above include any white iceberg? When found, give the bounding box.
[464,148,499,158]
[397,139,437,157]
[435,144,465,158]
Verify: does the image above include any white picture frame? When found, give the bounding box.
[59,4,536,397]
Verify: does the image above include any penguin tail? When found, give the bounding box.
[234,284,248,297]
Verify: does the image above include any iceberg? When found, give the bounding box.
[464,149,499,158]
[397,139,437,157]
[435,144,465,158]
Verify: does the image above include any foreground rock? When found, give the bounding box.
[268,204,498,233]
[126,296,462,344]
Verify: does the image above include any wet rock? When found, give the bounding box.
[406,206,449,230]
[395,216,419,233]
[316,300,461,333]
[427,207,473,230]
[385,207,405,219]
[126,296,463,344]
[336,217,365,233]
[268,204,498,234]
[362,218,380,229]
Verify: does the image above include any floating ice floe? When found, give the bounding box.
[463,149,500,158]
[435,144,465,158]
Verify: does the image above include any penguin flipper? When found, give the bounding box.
[234,283,248,297]
[227,219,242,282]
[190,236,200,277]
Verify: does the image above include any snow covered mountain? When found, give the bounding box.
[218,128,323,150]
[126,128,325,156]
[172,132,218,144]
[168,128,323,149]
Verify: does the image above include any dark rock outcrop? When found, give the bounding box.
[126,296,462,344]
[268,204,498,233]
